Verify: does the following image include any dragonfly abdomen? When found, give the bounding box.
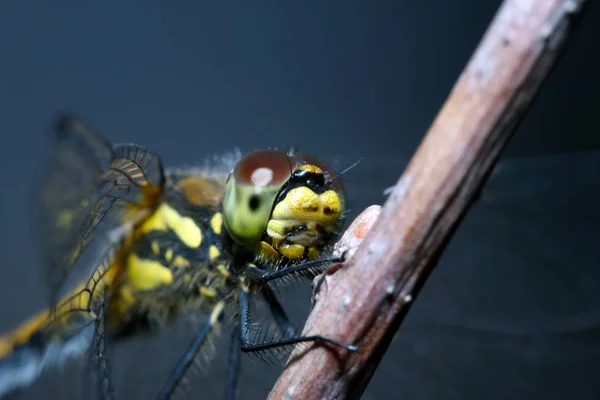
[0,309,95,397]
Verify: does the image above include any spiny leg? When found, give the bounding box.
[242,259,357,352]
[238,290,357,354]
[228,285,295,400]
[225,324,241,400]
[261,286,296,338]
[245,256,344,284]
[155,301,225,400]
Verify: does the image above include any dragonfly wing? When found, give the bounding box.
[36,115,165,305]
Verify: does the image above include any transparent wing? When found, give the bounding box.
[35,115,165,305]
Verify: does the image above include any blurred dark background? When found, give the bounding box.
[0,1,599,399]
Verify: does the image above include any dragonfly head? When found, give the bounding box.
[222,150,345,261]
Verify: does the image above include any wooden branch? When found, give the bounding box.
[269,1,588,399]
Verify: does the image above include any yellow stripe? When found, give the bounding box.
[210,212,223,235]
[217,264,231,278]
[172,255,190,268]
[141,203,203,248]
[200,287,217,297]
[0,266,118,358]
[0,309,49,358]
[165,248,173,262]
[209,245,220,261]
[127,254,173,291]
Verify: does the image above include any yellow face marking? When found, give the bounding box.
[127,254,173,291]
[209,245,220,261]
[210,212,223,235]
[270,187,341,222]
[258,241,280,262]
[141,203,203,248]
[217,264,231,278]
[151,241,160,256]
[264,186,343,256]
[172,255,190,268]
[200,287,217,297]
[320,190,343,217]
[265,220,290,240]
[279,244,305,260]
[210,301,226,325]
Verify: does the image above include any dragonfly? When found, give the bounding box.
[0,115,358,399]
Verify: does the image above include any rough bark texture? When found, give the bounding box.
[269,1,589,399]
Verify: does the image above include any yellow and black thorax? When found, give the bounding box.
[107,149,346,334]
[0,116,349,400]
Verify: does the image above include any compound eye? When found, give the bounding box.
[223,150,293,247]
[234,150,292,189]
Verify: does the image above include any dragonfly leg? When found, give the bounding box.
[238,291,357,353]
[155,301,225,400]
[225,324,241,400]
[245,256,345,285]
[261,286,297,338]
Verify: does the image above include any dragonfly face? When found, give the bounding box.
[0,115,356,400]
[223,149,345,260]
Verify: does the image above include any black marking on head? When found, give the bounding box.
[291,170,325,189]
[284,225,308,237]
[303,206,319,213]
[274,169,327,205]
[323,207,335,215]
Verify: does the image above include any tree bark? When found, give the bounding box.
[269,1,589,399]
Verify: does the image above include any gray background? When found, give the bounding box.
[0,1,599,399]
